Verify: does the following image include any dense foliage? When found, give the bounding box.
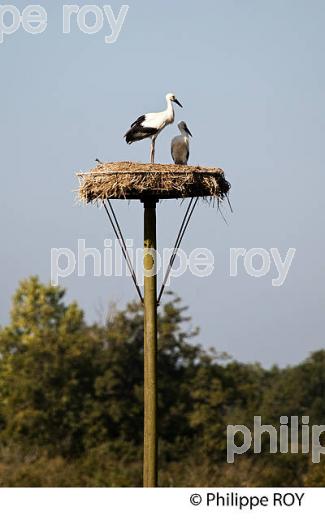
[0,277,324,486]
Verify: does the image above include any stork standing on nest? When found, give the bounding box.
[171,121,192,165]
[124,93,183,164]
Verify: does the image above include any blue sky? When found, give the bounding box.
[1,0,324,366]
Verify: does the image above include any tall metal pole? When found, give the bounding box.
[143,198,158,487]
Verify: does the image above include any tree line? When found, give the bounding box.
[0,276,324,486]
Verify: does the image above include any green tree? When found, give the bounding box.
[0,277,100,457]
[1,277,325,487]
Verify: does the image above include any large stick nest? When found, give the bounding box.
[77,162,230,203]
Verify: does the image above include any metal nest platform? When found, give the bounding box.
[77,161,230,203]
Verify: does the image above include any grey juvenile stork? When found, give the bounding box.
[171,121,192,165]
[124,93,183,164]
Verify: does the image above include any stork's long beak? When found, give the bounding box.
[174,98,183,108]
[185,125,192,137]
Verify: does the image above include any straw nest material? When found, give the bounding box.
[77,162,230,203]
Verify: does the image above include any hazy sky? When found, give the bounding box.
[1,0,324,366]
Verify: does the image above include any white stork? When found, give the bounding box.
[124,93,183,164]
[171,121,192,165]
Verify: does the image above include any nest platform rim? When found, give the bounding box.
[76,161,230,203]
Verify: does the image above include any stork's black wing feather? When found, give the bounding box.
[125,126,157,144]
[124,113,157,144]
[131,114,146,128]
